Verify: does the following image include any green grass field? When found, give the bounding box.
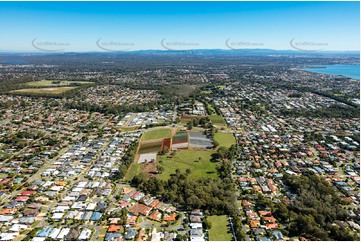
[141,128,172,141]
[206,102,217,115]
[124,162,142,181]
[178,119,190,126]
[120,126,139,132]
[214,132,236,148]
[25,80,92,87]
[10,87,77,95]
[209,115,227,127]
[208,215,232,241]
[157,149,218,180]
[216,85,226,89]
[206,103,227,127]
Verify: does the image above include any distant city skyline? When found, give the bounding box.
[0,1,359,52]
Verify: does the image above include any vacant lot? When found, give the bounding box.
[142,160,158,177]
[157,149,218,180]
[141,128,172,141]
[10,87,77,95]
[206,103,227,127]
[209,114,227,127]
[201,90,212,94]
[124,162,142,181]
[214,132,236,148]
[208,215,232,241]
[178,119,190,126]
[25,80,92,87]
[206,102,217,115]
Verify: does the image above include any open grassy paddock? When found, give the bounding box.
[10,87,77,95]
[178,119,191,126]
[208,215,233,241]
[24,80,92,87]
[141,128,172,141]
[124,162,142,181]
[209,114,227,127]
[206,102,217,115]
[201,90,212,94]
[120,126,139,132]
[206,102,227,127]
[157,149,218,180]
[214,132,236,148]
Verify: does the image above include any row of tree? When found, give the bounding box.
[111,141,138,180]
[280,104,359,119]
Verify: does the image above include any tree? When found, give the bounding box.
[158,166,164,174]
[217,146,229,159]
[186,121,193,130]
[162,146,169,154]
[284,173,355,240]
[132,170,237,215]
[204,218,212,229]
[274,202,289,222]
[192,118,199,127]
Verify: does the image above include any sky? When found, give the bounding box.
[0,1,359,52]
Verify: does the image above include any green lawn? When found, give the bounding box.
[206,102,217,115]
[120,126,139,132]
[10,87,77,95]
[208,215,232,241]
[209,115,227,127]
[141,128,172,141]
[0,173,8,179]
[206,102,227,127]
[178,119,190,126]
[216,85,226,89]
[25,80,92,87]
[157,149,218,180]
[124,162,142,181]
[214,132,236,148]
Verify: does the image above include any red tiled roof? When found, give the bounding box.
[108,225,122,233]
[266,223,279,229]
[15,196,29,202]
[21,191,36,196]
[163,213,176,221]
